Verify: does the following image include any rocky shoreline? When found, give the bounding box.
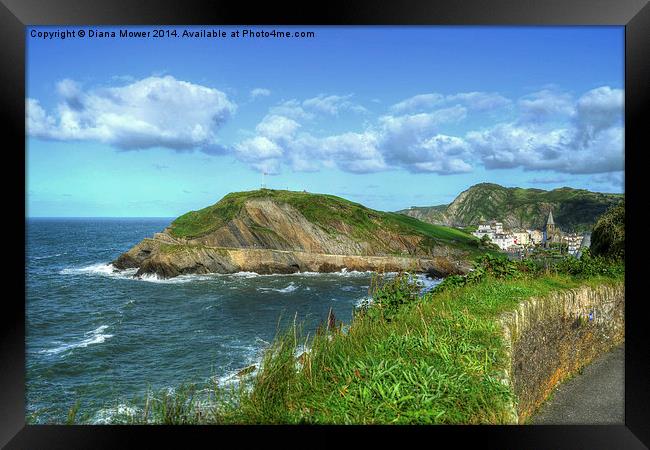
[112,234,471,279]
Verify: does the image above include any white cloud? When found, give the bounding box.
[269,99,314,121]
[312,132,387,173]
[391,93,444,113]
[446,92,512,111]
[518,89,575,122]
[377,107,472,174]
[466,122,623,174]
[255,114,300,140]
[31,79,623,181]
[302,94,367,116]
[235,136,284,161]
[250,88,271,99]
[590,170,624,191]
[391,91,510,114]
[232,105,470,175]
[269,95,366,120]
[573,86,624,146]
[27,75,236,151]
[379,106,467,139]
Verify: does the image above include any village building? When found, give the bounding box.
[472,220,520,251]
[528,229,544,245]
[472,220,504,241]
[491,233,517,250]
[469,209,590,255]
[543,210,562,247]
[512,230,531,246]
[566,233,585,256]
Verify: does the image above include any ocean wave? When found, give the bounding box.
[414,274,442,292]
[257,282,299,293]
[228,271,260,279]
[136,273,216,284]
[213,337,270,386]
[41,325,113,355]
[59,263,426,286]
[32,253,63,260]
[59,263,137,279]
[224,269,377,279]
[292,269,377,278]
[91,403,138,424]
[354,296,374,308]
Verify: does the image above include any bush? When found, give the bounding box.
[591,200,624,260]
[365,272,422,321]
[555,248,624,278]
[433,254,522,293]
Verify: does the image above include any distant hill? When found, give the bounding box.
[114,189,484,278]
[398,183,623,232]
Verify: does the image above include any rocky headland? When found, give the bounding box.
[113,189,483,278]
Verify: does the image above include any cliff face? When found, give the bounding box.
[113,190,480,278]
[399,183,623,232]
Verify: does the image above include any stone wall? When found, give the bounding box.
[499,283,625,423]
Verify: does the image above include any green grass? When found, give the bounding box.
[168,189,480,255]
[97,264,622,425]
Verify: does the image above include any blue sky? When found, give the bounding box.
[26,26,624,217]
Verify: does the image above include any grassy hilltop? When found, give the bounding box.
[169,189,481,255]
[399,183,623,232]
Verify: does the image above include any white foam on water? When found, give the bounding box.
[214,337,271,387]
[415,274,442,292]
[257,282,299,293]
[33,253,63,260]
[293,269,376,278]
[41,325,113,355]
[227,269,377,279]
[91,403,138,424]
[59,263,138,279]
[59,264,386,286]
[354,296,374,308]
[228,271,260,278]
[137,273,216,284]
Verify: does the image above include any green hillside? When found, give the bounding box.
[399,183,623,232]
[169,189,481,253]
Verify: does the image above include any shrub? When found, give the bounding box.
[555,248,624,278]
[366,272,422,321]
[591,200,624,260]
[433,254,522,294]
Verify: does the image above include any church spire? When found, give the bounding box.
[546,209,555,226]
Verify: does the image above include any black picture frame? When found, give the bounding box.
[3,0,648,447]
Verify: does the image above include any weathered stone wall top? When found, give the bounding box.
[499,283,624,423]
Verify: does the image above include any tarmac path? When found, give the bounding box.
[531,344,624,424]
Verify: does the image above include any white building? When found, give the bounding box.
[491,233,517,250]
[512,231,531,246]
[472,220,520,251]
[566,233,585,255]
[472,220,503,240]
[528,229,544,245]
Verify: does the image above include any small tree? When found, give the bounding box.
[591,200,624,260]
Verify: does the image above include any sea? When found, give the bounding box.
[26,218,441,424]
